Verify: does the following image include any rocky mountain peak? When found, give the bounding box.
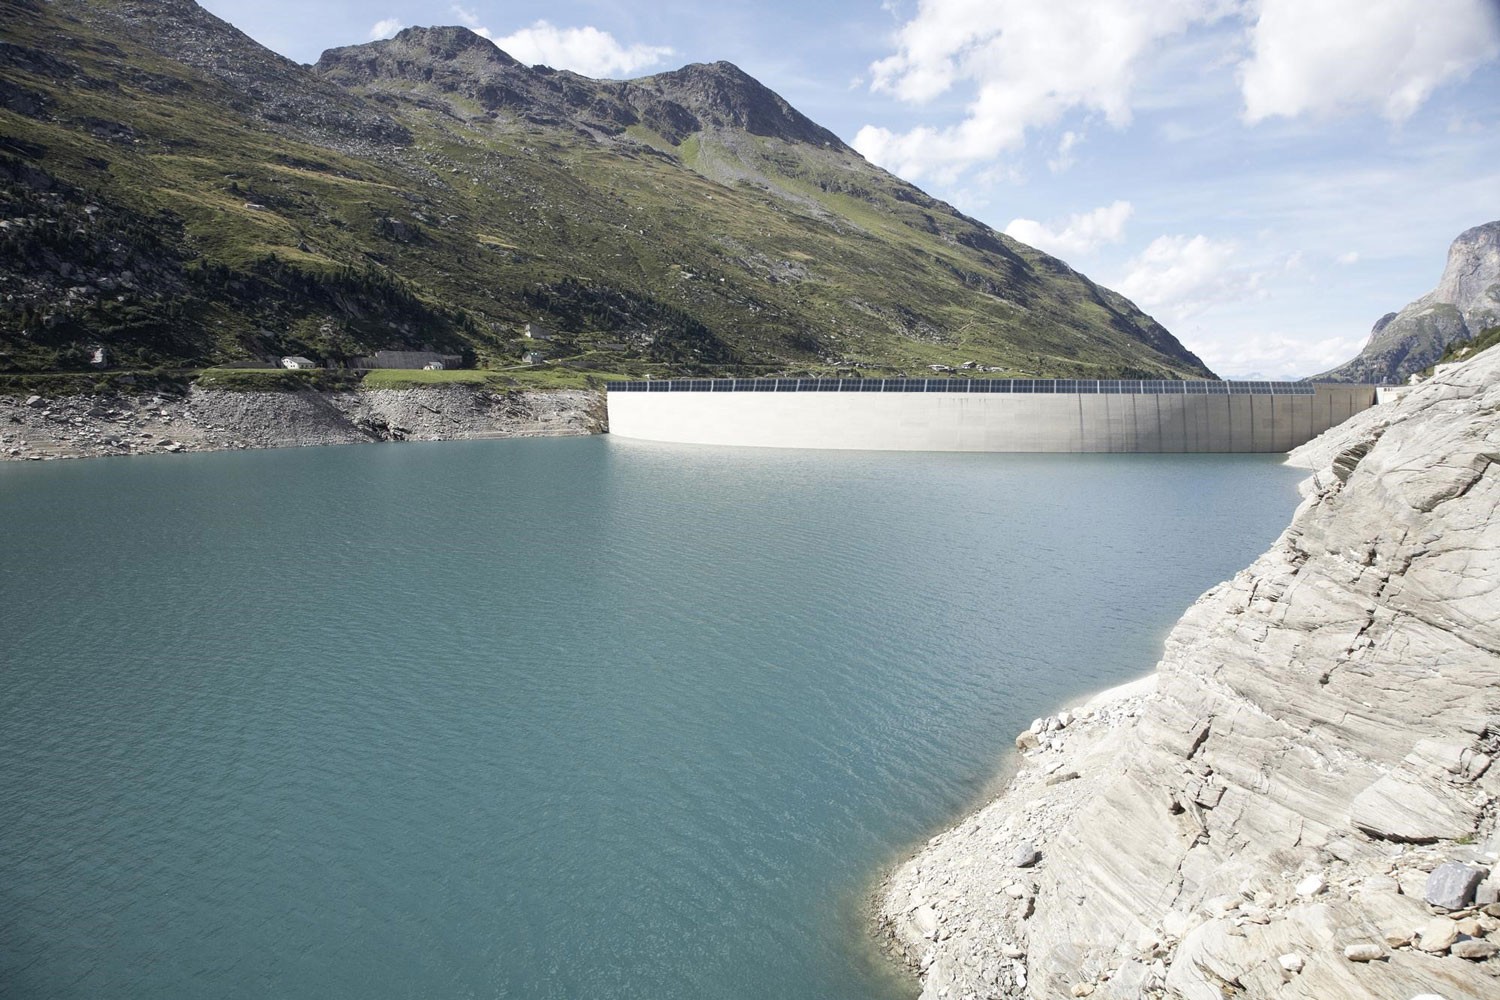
[638,61,847,149]
[1316,219,1500,383]
[314,25,523,83]
[1432,220,1500,318]
[315,31,850,152]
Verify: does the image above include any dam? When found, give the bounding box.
[605,378,1379,452]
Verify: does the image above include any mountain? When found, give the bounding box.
[1316,221,1500,383]
[0,0,1213,379]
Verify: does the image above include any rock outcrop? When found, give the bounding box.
[0,386,603,460]
[1318,222,1500,384]
[881,346,1500,999]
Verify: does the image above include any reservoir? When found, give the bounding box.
[0,437,1305,1000]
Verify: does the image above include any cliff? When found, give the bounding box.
[1317,222,1500,384]
[881,347,1500,998]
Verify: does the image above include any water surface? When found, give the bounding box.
[0,437,1303,999]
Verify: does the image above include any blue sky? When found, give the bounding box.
[197,0,1500,378]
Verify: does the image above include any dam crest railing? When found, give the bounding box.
[606,378,1316,395]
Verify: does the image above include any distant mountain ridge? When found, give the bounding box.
[0,0,1212,379]
[315,28,846,149]
[1316,221,1500,383]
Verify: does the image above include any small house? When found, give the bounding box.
[422,361,445,370]
[89,346,108,367]
[523,350,545,365]
[281,356,317,369]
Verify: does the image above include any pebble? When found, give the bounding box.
[1277,952,1304,973]
[1294,874,1327,898]
[1070,984,1094,997]
[1343,943,1384,962]
[911,905,940,939]
[1013,843,1040,868]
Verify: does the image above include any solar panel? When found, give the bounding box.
[603,377,1316,394]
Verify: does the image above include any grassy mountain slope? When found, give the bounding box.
[0,0,1213,379]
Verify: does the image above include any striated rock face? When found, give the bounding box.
[1318,221,1500,384]
[881,347,1500,999]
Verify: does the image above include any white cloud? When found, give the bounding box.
[451,4,495,39]
[1048,130,1083,173]
[854,0,1235,179]
[1240,0,1500,122]
[368,18,403,41]
[497,20,672,78]
[1337,250,1360,265]
[1206,331,1366,379]
[1115,234,1259,323]
[448,6,671,77]
[1004,200,1134,258]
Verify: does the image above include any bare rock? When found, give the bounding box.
[1415,918,1458,953]
[1344,943,1385,962]
[1451,938,1498,960]
[1425,863,1486,910]
[910,905,939,939]
[1295,874,1327,898]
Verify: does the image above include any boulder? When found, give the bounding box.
[1451,938,1498,960]
[1415,918,1458,953]
[1424,863,1485,910]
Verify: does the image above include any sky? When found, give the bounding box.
[196,0,1500,379]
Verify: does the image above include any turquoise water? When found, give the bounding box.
[0,437,1304,999]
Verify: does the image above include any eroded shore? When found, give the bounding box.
[0,385,605,460]
[880,354,1500,999]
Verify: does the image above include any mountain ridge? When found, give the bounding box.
[0,0,1213,379]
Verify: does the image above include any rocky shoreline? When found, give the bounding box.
[880,352,1500,999]
[0,385,605,460]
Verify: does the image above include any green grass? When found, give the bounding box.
[358,366,628,390]
[1429,325,1500,374]
[193,368,365,391]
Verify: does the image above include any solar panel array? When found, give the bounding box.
[606,378,1314,395]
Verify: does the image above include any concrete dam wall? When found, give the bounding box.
[605,379,1379,453]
